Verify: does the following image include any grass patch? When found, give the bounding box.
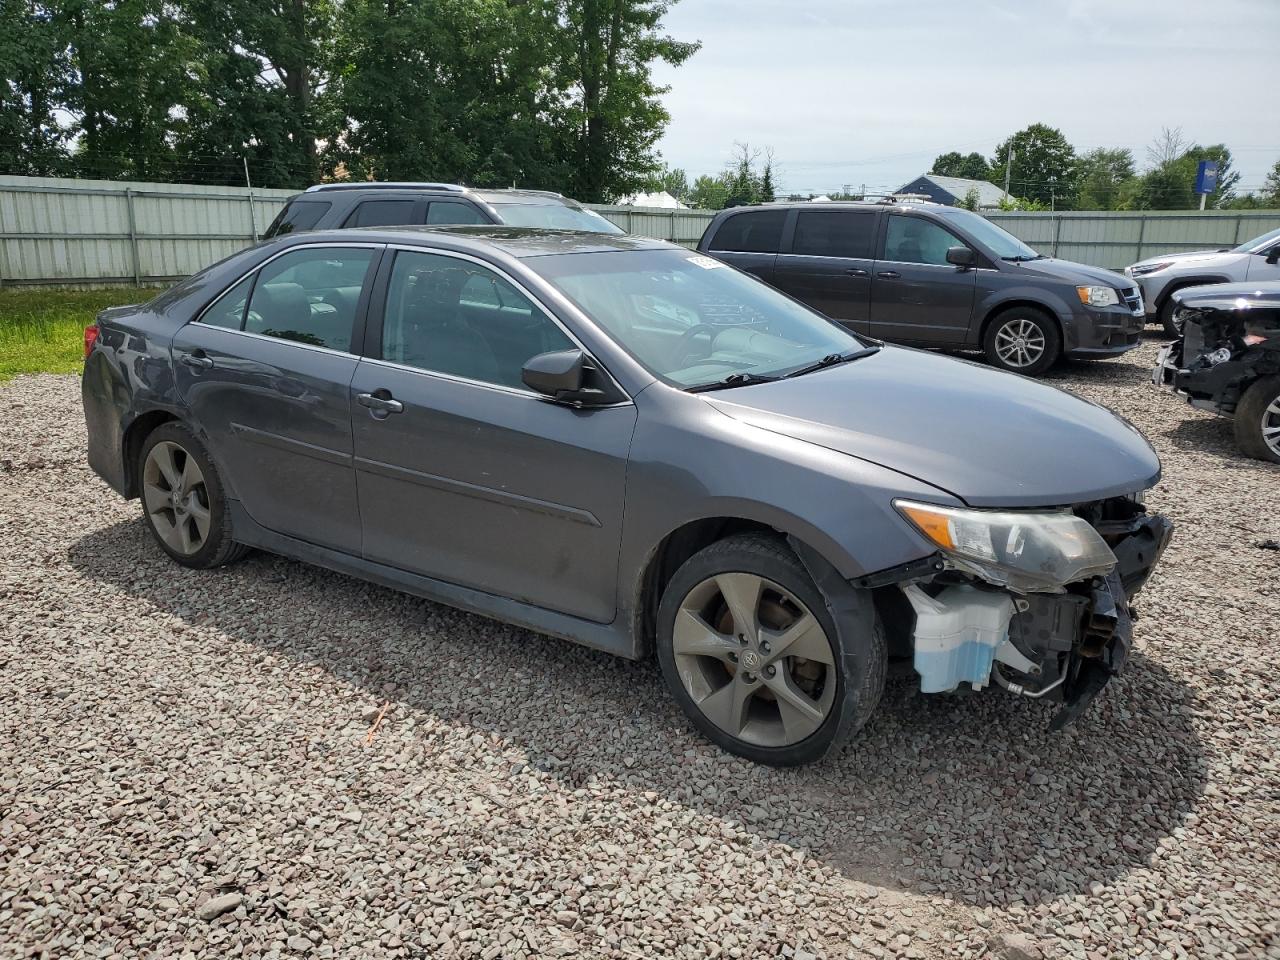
[0,287,163,381]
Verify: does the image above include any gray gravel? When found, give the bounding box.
[2,335,1278,959]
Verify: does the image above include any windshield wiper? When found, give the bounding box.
[781,346,881,379]
[685,371,779,393]
[1001,254,1045,262]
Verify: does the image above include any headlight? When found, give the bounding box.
[895,500,1117,593]
[1077,286,1120,307]
[1129,261,1172,277]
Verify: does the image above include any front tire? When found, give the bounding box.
[138,422,248,568]
[656,534,885,766]
[982,307,1061,377]
[1158,296,1184,338]
[1234,375,1280,464]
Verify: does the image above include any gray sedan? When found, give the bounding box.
[83,227,1172,765]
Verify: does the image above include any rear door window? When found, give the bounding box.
[243,247,377,351]
[264,199,331,237]
[344,199,420,228]
[792,211,876,259]
[426,201,489,225]
[708,210,786,254]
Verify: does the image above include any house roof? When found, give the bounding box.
[907,174,1009,208]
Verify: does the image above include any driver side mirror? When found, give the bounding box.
[522,349,618,406]
[946,246,976,269]
[1266,245,1280,265]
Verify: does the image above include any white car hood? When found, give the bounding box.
[1132,249,1240,270]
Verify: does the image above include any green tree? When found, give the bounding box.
[758,147,775,202]
[652,164,689,199]
[0,0,71,175]
[958,186,980,211]
[1075,147,1136,210]
[688,173,730,209]
[536,0,698,201]
[931,150,990,181]
[180,0,339,184]
[1132,142,1241,210]
[991,123,1079,208]
[53,0,200,181]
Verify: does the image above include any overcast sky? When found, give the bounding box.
[650,0,1280,197]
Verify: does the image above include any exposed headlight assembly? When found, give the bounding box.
[1128,261,1173,277]
[1076,285,1121,307]
[895,500,1117,593]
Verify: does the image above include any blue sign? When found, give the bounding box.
[1195,160,1219,195]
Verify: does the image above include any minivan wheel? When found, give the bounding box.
[1234,375,1280,464]
[656,534,885,766]
[983,308,1061,376]
[139,423,248,568]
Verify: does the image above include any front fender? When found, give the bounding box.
[977,286,1077,336]
[616,392,961,623]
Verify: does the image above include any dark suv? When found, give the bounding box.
[264,183,624,238]
[697,202,1145,376]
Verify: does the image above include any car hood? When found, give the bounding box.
[1011,257,1133,288]
[1129,249,1236,270]
[703,347,1160,508]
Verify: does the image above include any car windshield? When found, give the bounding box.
[1236,226,1280,253]
[488,202,624,235]
[942,208,1041,260]
[527,249,869,389]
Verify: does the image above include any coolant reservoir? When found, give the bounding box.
[903,584,1016,693]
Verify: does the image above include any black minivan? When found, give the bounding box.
[697,202,1145,376]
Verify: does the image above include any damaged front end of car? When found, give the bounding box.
[1153,298,1280,415]
[858,495,1173,729]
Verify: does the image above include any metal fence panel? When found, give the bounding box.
[987,211,1280,269]
[0,175,295,286]
[3,176,1278,286]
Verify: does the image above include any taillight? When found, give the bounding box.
[84,324,99,359]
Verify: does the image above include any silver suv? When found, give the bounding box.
[1126,227,1280,335]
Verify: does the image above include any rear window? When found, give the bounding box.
[345,199,418,228]
[708,210,786,254]
[792,211,875,259]
[264,199,331,237]
[427,201,489,225]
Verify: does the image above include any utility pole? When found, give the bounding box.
[1003,147,1015,200]
[243,156,258,242]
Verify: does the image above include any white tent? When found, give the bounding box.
[617,190,686,209]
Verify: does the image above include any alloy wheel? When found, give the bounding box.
[993,317,1047,368]
[1263,395,1280,458]
[672,572,836,747]
[142,441,211,556]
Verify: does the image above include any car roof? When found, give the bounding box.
[714,200,950,216]
[288,225,676,259]
[297,183,581,207]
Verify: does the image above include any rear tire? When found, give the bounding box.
[1234,375,1280,464]
[982,307,1061,377]
[138,422,249,568]
[656,534,885,766]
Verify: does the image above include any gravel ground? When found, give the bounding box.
[2,334,1278,960]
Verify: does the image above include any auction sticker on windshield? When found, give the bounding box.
[687,255,725,270]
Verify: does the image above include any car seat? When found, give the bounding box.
[398,266,502,384]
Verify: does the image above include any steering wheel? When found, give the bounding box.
[670,323,720,367]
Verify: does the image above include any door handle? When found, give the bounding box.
[356,391,404,416]
[876,271,901,280]
[845,268,869,277]
[179,352,214,369]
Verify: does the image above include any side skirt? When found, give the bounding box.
[227,501,641,661]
